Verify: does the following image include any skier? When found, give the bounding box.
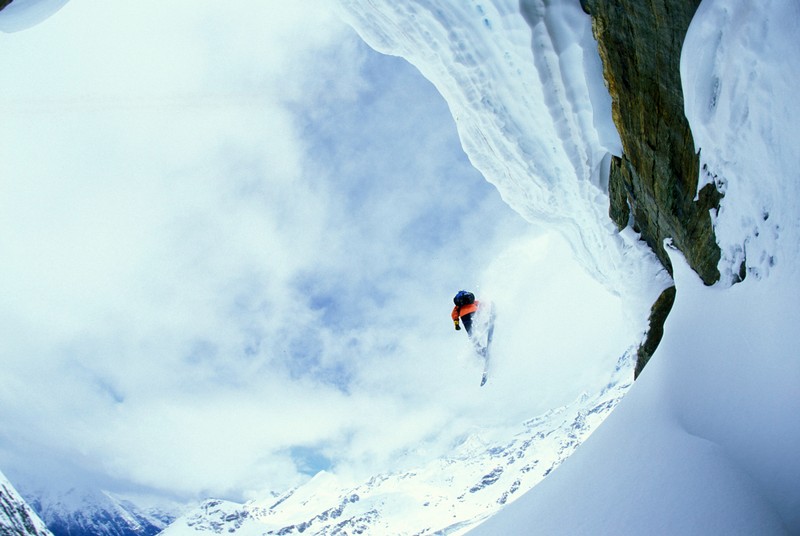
[451,290,480,336]
[452,289,495,386]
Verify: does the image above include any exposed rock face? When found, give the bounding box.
[0,1,13,12]
[579,0,724,374]
[582,0,722,286]
[635,285,676,378]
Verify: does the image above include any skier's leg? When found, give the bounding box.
[462,313,486,357]
[461,313,474,335]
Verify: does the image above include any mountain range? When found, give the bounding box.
[19,485,174,536]
[162,353,632,535]
[5,352,632,536]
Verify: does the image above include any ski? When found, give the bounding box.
[479,306,496,387]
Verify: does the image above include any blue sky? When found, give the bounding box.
[0,0,539,499]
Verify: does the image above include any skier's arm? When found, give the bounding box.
[452,307,461,330]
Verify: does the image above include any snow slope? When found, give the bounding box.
[0,471,52,536]
[470,0,800,533]
[335,0,800,533]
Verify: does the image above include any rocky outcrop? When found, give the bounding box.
[579,0,723,374]
[635,285,676,378]
[581,0,722,286]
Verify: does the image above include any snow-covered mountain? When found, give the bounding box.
[18,485,175,536]
[162,351,633,535]
[0,471,52,536]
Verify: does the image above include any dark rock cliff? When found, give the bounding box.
[581,0,721,285]
[580,0,722,375]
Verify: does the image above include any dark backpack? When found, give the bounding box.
[453,290,475,307]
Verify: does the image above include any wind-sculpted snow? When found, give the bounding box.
[682,0,800,283]
[161,349,635,535]
[336,0,669,310]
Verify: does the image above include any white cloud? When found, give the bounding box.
[0,0,630,503]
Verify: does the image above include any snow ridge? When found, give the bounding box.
[336,0,668,311]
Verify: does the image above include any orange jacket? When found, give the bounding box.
[452,300,480,321]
